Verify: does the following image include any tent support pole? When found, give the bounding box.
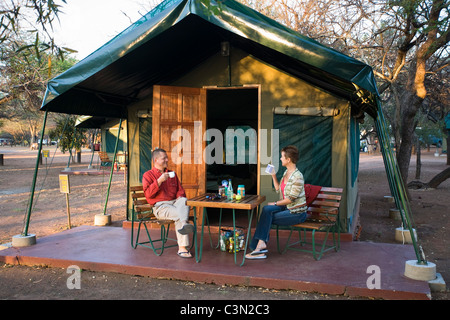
[228,53,232,86]
[22,109,48,236]
[88,129,98,169]
[102,118,122,215]
[375,102,426,265]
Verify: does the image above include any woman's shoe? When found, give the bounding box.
[250,248,268,255]
[245,252,267,259]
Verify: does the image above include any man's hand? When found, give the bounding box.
[157,172,169,186]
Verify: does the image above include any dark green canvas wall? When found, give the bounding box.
[274,114,332,187]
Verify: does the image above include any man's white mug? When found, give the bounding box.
[265,164,275,174]
[168,171,175,178]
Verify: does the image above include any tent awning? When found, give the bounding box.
[75,115,117,128]
[41,0,379,119]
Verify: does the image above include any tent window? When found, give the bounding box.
[274,114,332,187]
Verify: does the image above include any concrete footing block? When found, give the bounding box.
[404,260,436,281]
[395,227,417,244]
[428,273,447,292]
[389,208,402,221]
[94,214,111,226]
[12,234,36,247]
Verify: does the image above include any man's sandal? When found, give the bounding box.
[177,251,192,258]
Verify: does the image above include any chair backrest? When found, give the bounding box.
[307,187,343,223]
[98,151,111,163]
[130,185,154,219]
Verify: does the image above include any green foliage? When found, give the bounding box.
[0,0,73,60]
[1,29,77,146]
[53,116,87,153]
[415,113,446,147]
[1,35,76,121]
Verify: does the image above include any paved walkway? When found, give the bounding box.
[0,225,431,299]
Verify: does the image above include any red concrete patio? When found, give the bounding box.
[0,225,431,300]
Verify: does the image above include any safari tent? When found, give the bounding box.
[75,116,128,158]
[40,0,383,236]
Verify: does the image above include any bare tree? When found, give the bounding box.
[374,0,449,184]
[239,0,449,186]
[1,32,76,144]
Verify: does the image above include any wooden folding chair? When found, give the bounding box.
[130,185,177,255]
[98,151,113,168]
[130,185,196,256]
[274,187,343,260]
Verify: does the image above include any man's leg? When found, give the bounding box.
[173,197,193,235]
[153,200,191,255]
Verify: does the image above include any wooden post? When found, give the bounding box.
[66,193,71,229]
[59,174,71,229]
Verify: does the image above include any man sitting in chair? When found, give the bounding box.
[142,148,194,258]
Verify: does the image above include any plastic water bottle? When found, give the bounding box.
[227,179,233,200]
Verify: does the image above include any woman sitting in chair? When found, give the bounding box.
[246,145,308,260]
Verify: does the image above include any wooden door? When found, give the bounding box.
[152,85,206,218]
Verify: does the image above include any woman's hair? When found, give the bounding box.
[281,145,299,164]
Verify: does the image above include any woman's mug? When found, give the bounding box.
[168,171,175,178]
[265,164,275,174]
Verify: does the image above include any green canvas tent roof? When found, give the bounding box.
[75,115,115,128]
[41,0,379,118]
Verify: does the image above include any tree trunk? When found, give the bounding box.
[397,92,423,184]
[408,167,450,189]
[447,136,450,166]
[428,167,450,188]
[391,84,402,150]
[29,124,37,144]
[415,139,421,180]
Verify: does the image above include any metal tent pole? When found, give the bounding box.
[22,109,48,236]
[375,102,426,265]
[102,118,123,215]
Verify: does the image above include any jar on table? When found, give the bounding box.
[237,185,245,197]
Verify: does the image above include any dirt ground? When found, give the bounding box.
[0,146,448,300]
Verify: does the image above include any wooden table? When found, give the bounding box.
[187,193,266,266]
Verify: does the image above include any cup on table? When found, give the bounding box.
[265,164,275,174]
